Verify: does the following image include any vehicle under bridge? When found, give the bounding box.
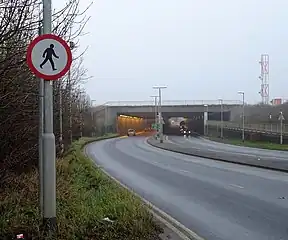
[92,100,240,135]
[163,111,230,135]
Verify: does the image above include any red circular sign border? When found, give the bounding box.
[26,34,72,80]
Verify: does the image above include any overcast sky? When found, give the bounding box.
[55,0,288,105]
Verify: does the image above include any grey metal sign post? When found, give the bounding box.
[38,19,44,218]
[26,0,73,235]
[42,0,56,234]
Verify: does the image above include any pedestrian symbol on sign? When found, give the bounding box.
[40,44,59,71]
[26,34,72,80]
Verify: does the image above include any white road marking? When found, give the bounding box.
[151,161,159,164]
[179,169,189,173]
[229,184,244,189]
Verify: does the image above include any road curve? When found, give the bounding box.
[169,136,288,160]
[86,136,288,240]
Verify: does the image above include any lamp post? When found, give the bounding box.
[204,104,208,136]
[238,91,245,142]
[150,95,158,133]
[68,41,76,144]
[268,113,272,132]
[279,111,284,145]
[153,86,167,143]
[218,98,223,138]
[59,78,64,154]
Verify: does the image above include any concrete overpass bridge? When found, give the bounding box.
[92,100,242,134]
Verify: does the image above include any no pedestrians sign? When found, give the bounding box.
[26,34,72,80]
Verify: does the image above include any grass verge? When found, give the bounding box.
[209,136,288,151]
[0,134,162,239]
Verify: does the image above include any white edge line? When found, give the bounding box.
[229,184,244,189]
[84,142,205,240]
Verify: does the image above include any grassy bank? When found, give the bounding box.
[209,136,288,151]
[0,134,162,239]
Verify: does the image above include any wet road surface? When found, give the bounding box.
[169,135,288,160]
[86,136,288,240]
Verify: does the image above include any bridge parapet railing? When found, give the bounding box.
[96,100,242,107]
[207,120,288,134]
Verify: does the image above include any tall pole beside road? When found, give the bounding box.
[238,91,245,142]
[27,0,72,236]
[42,0,56,234]
[204,104,208,136]
[26,0,72,234]
[153,86,167,143]
[79,90,85,138]
[68,69,72,144]
[68,41,75,144]
[105,105,108,135]
[91,100,96,136]
[38,22,44,217]
[269,113,272,132]
[279,111,284,145]
[150,95,158,132]
[218,98,223,138]
[59,79,64,154]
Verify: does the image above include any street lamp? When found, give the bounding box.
[238,91,245,142]
[153,86,167,143]
[150,95,158,133]
[204,104,208,136]
[59,78,64,155]
[68,41,76,144]
[279,111,284,144]
[268,113,272,132]
[218,98,223,138]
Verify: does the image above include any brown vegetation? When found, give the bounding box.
[0,0,93,187]
[233,103,288,124]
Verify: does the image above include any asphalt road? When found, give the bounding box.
[169,136,288,160]
[86,136,288,240]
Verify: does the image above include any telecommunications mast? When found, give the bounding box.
[258,54,269,104]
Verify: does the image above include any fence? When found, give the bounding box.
[207,120,288,134]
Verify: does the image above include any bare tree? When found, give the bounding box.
[0,0,94,185]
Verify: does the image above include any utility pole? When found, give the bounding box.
[153,86,167,143]
[219,98,223,138]
[42,0,56,235]
[238,91,245,142]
